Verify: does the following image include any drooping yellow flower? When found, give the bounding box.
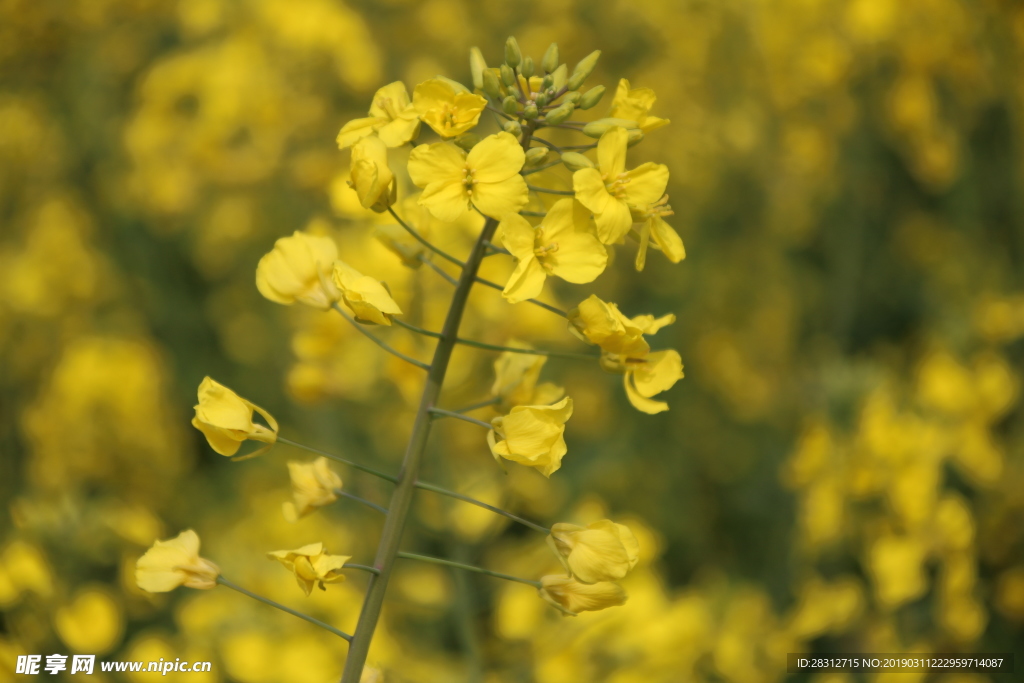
[408,132,528,222]
[538,575,627,616]
[620,349,685,414]
[349,136,396,212]
[633,195,685,271]
[547,520,640,584]
[332,260,402,325]
[283,457,343,521]
[487,397,573,477]
[336,81,420,149]
[413,78,486,138]
[256,231,341,309]
[135,530,220,592]
[491,345,565,410]
[568,294,674,357]
[499,198,608,303]
[608,78,670,133]
[191,377,278,457]
[267,543,351,597]
[573,127,669,244]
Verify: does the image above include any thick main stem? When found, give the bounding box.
[340,216,500,682]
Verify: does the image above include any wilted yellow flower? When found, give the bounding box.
[573,127,669,244]
[336,81,420,149]
[491,345,565,410]
[538,575,627,616]
[191,377,278,456]
[499,198,607,303]
[332,260,402,325]
[413,78,486,138]
[349,136,396,212]
[547,520,640,584]
[608,78,670,133]
[618,349,685,414]
[283,457,343,521]
[487,397,573,477]
[633,195,685,271]
[407,132,528,222]
[136,530,220,592]
[568,294,674,357]
[267,543,351,596]
[255,231,341,309]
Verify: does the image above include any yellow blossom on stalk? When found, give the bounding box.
[633,195,685,271]
[267,543,351,596]
[538,575,627,616]
[349,136,396,212]
[573,127,669,244]
[547,520,640,583]
[608,79,670,133]
[499,198,607,303]
[413,78,486,138]
[191,377,278,456]
[135,530,219,592]
[408,132,528,221]
[491,345,565,410]
[487,397,573,477]
[568,294,674,357]
[336,81,420,149]
[616,349,685,414]
[256,231,341,309]
[332,260,402,325]
[283,457,343,521]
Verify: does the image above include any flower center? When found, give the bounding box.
[604,172,631,199]
[462,165,475,196]
[642,194,674,218]
[443,103,460,128]
[535,241,559,272]
[376,96,398,120]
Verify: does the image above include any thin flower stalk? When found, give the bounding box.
[331,303,430,370]
[396,552,541,588]
[387,206,465,267]
[428,407,493,429]
[216,576,353,642]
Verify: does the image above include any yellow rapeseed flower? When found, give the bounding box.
[255,231,341,309]
[336,81,420,149]
[619,349,685,414]
[538,575,627,616]
[568,294,674,357]
[499,198,607,303]
[573,127,669,244]
[267,543,350,596]
[547,520,640,584]
[487,397,573,477]
[608,79,670,133]
[283,457,342,521]
[191,377,278,456]
[632,195,685,271]
[491,345,565,410]
[408,132,528,222]
[349,136,396,212]
[413,78,486,138]
[332,260,402,325]
[135,530,219,592]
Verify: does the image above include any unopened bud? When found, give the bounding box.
[570,50,600,82]
[482,69,501,100]
[470,47,487,90]
[500,64,516,87]
[564,91,581,105]
[582,118,639,138]
[504,36,522,68]
[503,120,522,137]
[561,151,594,172]
[521,56,535,78]
[541,74,554,90]
[536,92,550,107]
[455,133,481,151]
[525,147,549,165]
[502,96,519,116]
[523,103,539,119]
[542,43,559,74]
[578,85,606,110]
[627,129,645,147]
[544,102,575,125]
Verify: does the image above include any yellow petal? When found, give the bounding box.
[407,142,465,188]
[573,168,612,215]
[545,232,607,284]
[467,132,525,184]
[499,213,536,259]
[419,178,470,222]
[336,117,385,150]
[190,417,242,456]
[650,215,686,263]
[368,81,412,118]
[471,174,529,220]
[502,256,546,304]
[597,126,628,177]
[623,163,670,207]
[377,111,420,147]
[594,200,633,244]
[632,349,684,397]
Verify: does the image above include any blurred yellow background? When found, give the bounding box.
[2,0,1024,681]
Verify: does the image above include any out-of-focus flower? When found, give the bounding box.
[349,136,396,212]
[336,81,420,149]
[191,377,278,456]
[608,79,670,133]
[136,530,220,592]
[413,78,486,138]
[491,346,564,410]
[283,457,343,521]
[256,231,341,309]
[267,543,350,596]
[573,127,669,244]
[407,132,528,221]
[499,198,607,303]
[632,195,685,271]
[332,261,402,325]
[487,397,573,477]
[568,294,674,357]
[538,574,627,615]
[547,520,640,583]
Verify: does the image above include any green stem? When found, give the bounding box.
[453,397,500,413]
[331,304,430,371]
[484,240,510,255]
[454,337,598,361]
[343,563,380,575]
[216,576,352,642]
[527,185,574,196]
[522,159,563,176]
[428,407,492,429]
[277,436,398,483]
[520,210,548,217]
[396,552,541,588]
[388,207,465,268]
[393,317,443,338]
[473,276,567,317]
[336,490,388,515]
[418,254,460,285]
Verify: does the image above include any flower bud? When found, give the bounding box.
[503,120,522,137]
[569,49,601,86]
[541,74,554,90]
[470,47,487,90]
[521,56,535,78]
[564,91,581,105]
[455,133,481,151]
[544,102,575,125]
[627,129,645,146]
[536,92,550,107]
[502,95,519,116]
[523,103,539,119]
[582,118,639,138]
[542,43,559,74]
[525,147,549,166]
[561,151,594,172]
[504,36,522,68]
[500,64,516,87]
[578,85,606,110]
[482,69,501,100]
